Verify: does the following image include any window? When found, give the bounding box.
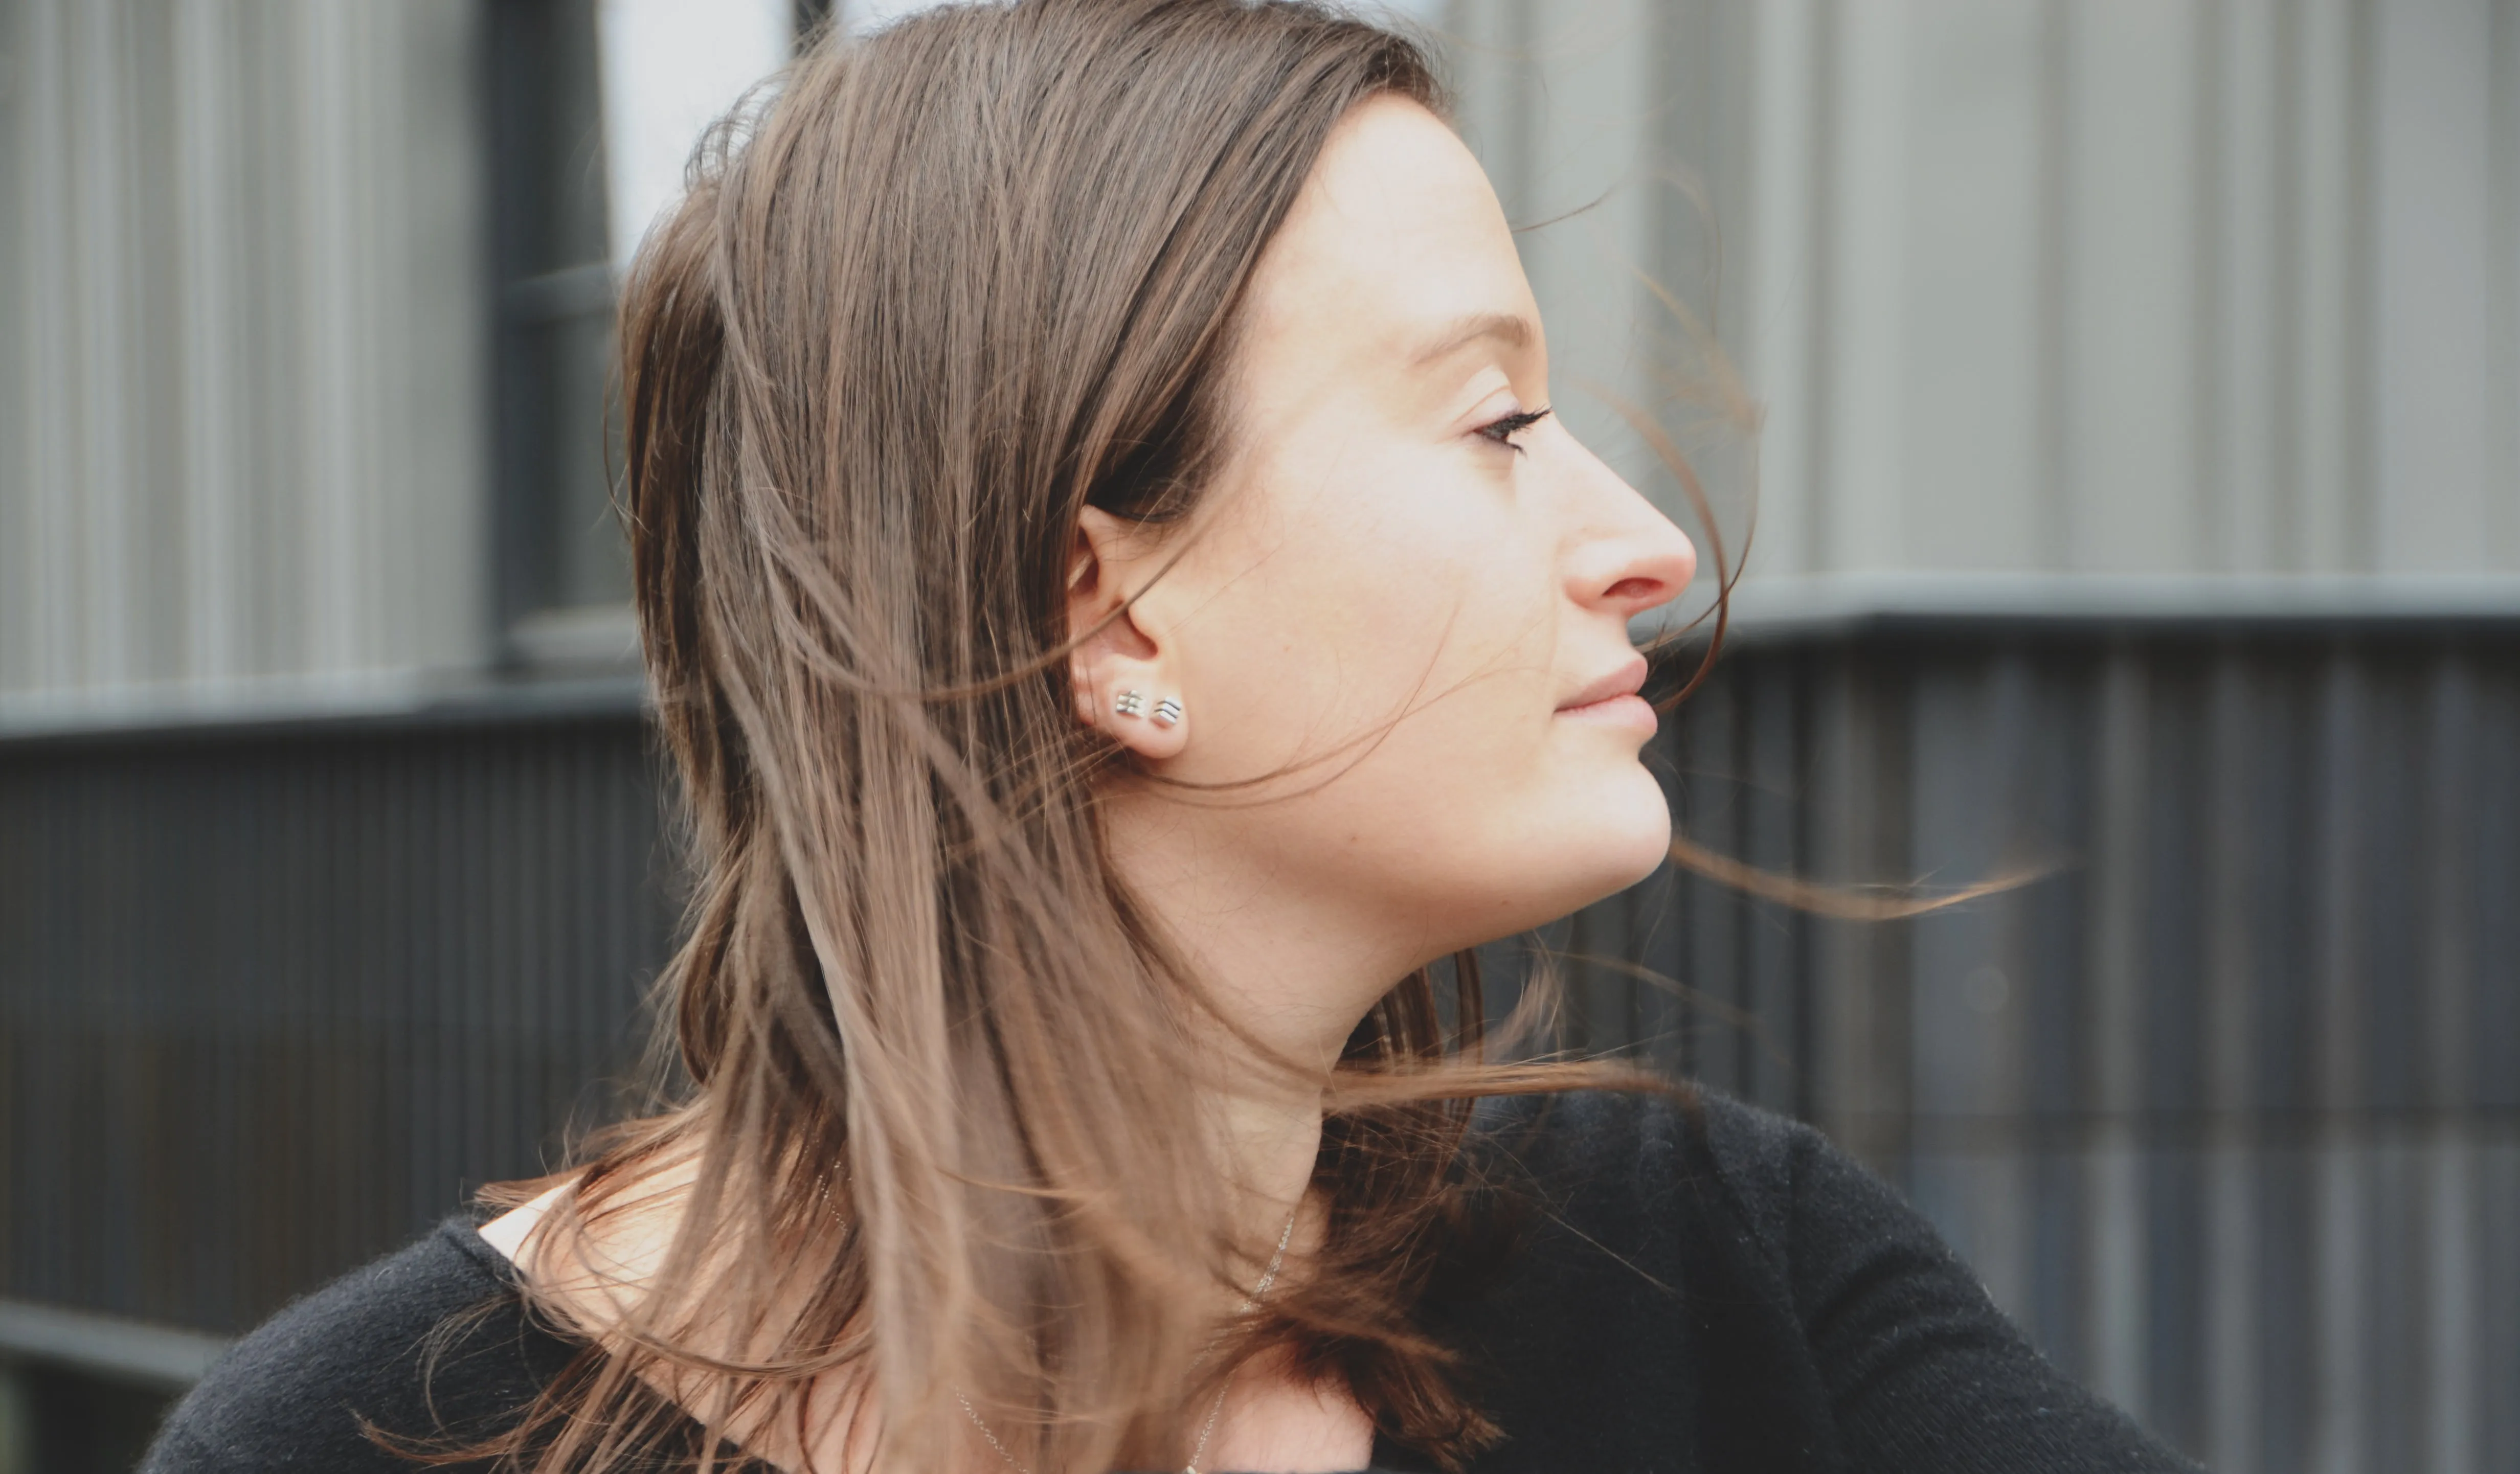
[485,0,820,669]
[487,0,626,665]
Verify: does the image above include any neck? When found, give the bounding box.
[1212,1079,1328,1239]
[1101,785,1435,1243]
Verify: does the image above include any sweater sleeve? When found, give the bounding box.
[1700,1102,2203,1474]
[139,1220,570,1473]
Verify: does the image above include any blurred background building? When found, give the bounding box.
[2,1,2515,1469]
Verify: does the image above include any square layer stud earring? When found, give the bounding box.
[1150,697,1182,728]
[1113,689,1148,719]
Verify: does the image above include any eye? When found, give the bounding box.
[1475,405,1551,453]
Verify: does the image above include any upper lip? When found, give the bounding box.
[1557,655,1649,711]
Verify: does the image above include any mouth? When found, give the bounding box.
[1554,655,1657,733]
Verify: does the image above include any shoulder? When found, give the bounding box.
[1466,1086,1943,1316]
[1435,1089,1874,1469]
[143,1217,574,1474]
[1471,1090,2201,1471]
[1468,1084,1836,1231]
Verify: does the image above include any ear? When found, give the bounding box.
[1066,507,1189,761]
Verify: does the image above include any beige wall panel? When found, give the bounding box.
[68,0,137,685]
[1821,0,1917,572]
[1499,0,1664,514]
[1444,0,2520,590]
[175,0,248,683]
[1897,0,2049,571]
[10,0,2520,716]
[295,0,369,674]
[0,3,20,693]
[1743,0,1821,577]
[377,2,491,675]
[237,9,310,678]
[2374,0,2500,572]
[1,0,63,691]
[127,4,187,685]
[16,0,90,688]
[2499,1,2520,570]
[0,0,486,713]
[2289,0,2369,573]
[2204,0,2285,574]
[2060,0,2204,573]
[1649,0,1762,604]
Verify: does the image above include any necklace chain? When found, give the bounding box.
[957,1206,1301,1474]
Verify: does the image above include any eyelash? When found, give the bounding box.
[1476,405,1552,452]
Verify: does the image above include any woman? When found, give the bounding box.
[146,3,2198,1471]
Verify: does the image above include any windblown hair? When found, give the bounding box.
[447,4,1698,1472]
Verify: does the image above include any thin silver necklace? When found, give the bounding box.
[956,1206,1301,1474]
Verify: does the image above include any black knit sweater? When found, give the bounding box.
[143,1089,2200,1473]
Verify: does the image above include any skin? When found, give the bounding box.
[1063,93,1693,1468]
[488,94,1695,1472]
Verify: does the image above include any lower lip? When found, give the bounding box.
[1555,693,1658,733]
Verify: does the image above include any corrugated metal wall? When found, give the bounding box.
[0,0,489,715]
[1446,0,2520,587]
[1568,622,2520,1474]
[0,704,674,1335]
[10,0,2516,729]
[4,3,2519,1471]
[5,626,2514,1470]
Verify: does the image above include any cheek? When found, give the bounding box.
[1178,455,1666,928]
[1173,451,1536,769]
[1260,469,1549,774]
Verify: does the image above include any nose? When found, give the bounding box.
[1560,453,1697,620]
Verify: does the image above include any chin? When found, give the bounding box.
[1536,735,1675,895]
[1479,767,1674,928]
[1582,776,1676,894]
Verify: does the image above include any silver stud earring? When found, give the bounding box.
[1113,689,1148,719]
[1151,696,1182,729]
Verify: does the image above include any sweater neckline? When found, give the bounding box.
[441,1215,1400,1474]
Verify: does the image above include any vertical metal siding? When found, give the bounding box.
[0,712,677,1335]
[1,3,2515,1469]
[1,630,2514,1467]
[1442,0,2520,584]
[1571,626,2520,1473]
[0,0,488,709]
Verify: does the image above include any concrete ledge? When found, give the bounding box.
[0,1299,230,1393]
[11,575,2520,743]
[0,668,649,750]
[1649,571,2520,644]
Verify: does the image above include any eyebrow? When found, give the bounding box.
[1407,310,1537,368]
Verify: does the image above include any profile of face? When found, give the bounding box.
[1069,96,1698,1021]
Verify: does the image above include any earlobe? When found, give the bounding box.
[1078,668,1191,760]
[1065,512,1188,761]
[1099,681,1189,760]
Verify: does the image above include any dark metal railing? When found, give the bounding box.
[0,708,677,1337]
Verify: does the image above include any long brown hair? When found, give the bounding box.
[463,4,1690,1471]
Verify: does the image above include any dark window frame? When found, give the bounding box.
[482,0,624,660]
[480,0,832,664]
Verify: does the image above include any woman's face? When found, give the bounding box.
[1073,95,1696,981]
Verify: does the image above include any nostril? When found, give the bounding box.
[1603,576,1660,602]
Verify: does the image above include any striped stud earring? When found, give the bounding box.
[1113,689,1148,719]
[1150,696,1182,729]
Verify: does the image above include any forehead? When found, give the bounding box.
[1237,97,1535,385]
